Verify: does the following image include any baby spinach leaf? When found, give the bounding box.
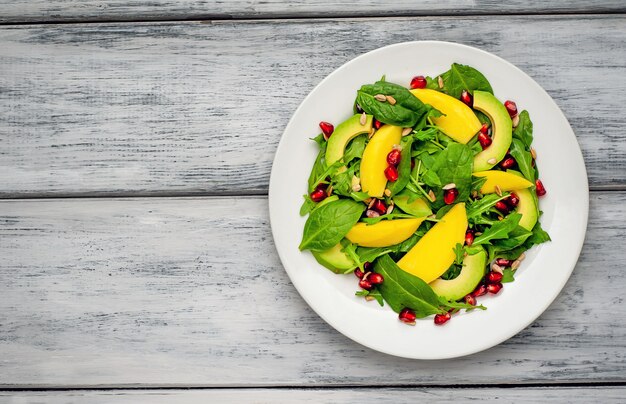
[501,268,515,283]
[356,81,434,127]
[308,148,326,192]
[473,213,522,246]
[389,137,413,195]
[299,195,316,216]
[430,143,474,204]
[513,110,533,148]
[426,63,493,99]
[509,138,536,181]
[374,255,443,317]
[299,199,365,251]
[343,134,366,164]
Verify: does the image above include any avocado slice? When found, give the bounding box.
[472,91,513,172]
[514,188,539,231]
[430,247,487,301]
[312,243,355,274]
[393,191,432,217]
[325,114,374,168]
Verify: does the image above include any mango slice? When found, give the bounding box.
[474,170,533,194]
[397,203,467,284]
[360,125,402,197]
[346,218,425,248]
[410,89,482,144]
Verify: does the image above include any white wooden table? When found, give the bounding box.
[1,2,625,402]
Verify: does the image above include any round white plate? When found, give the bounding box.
[269,41,588,359]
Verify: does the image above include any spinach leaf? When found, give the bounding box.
[430,143,474,205]
[356,81,433,127]
[426,63,493,99]
[356,246,394,264]
[299,195,316,216]
[501,268,515,283]
[308,148,326,192]
[513,110,533,148]
[311,133,327,148]
[473,213,522,246]
[389,137,413,195]
[491,226,532,249]
[355,289,384,306]
[343,134,366,164]
[509,138,536,181]
[374,255,443,317]
[299,199,365,251]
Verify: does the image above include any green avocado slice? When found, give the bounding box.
[312,243,356,274]
[325,114,373,168]
[430,247,487,301]
[473,91,513,172]
[514,188,539,231]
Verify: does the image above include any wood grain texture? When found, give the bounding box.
[1,387,625,403]
[0,16,625,197]
[0,0,625,23]
[0,193,624,387]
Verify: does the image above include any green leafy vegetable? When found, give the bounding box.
[299,195,316,216]
[356,81,434,127]
[513,110,533,148]
[430,143,474,204]
[509,138,536,181]
[343,134,366,164]
[441,264,462,280]
[307,148,326,192]
[299,199,365,251]
[426,63,493,98]
[453,243,465,265]
[355,289,384,306]
[466,193,510,224]
[501,268,515,283]
[473,213,522,246]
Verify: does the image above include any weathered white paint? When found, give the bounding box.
[0,16,624,197]
[0,194,623,386]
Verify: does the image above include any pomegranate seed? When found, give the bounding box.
[500,157,517,170]
[314,182,328,192]
[472,284,488,297]
[495,258,511,267]
[365,209,380,218]
[399,308,417,324]
[410,159,415,169]
[384,165,399,182]
[443,188,459,205]
[355,103,364,114]
[464,294,477,306]
[410,75,427,89]
[465,230,475,246]
[477,132,492,149]
[372,199,387,214]
[386,149,402,166]
[460,90,473,107]
[504,100,518,117]
[373,119,383,130]
[486,271,503,284]
[434,312,451,325]
[487,282,503,294]
[363,261,373,272]
[480,123,490,135]
[319,121,334,139]
[310,189,327,202]
[495,201,509,213]
[506,194,519,209]
[535,179,547,196]
[359,279,373,291]
[369,273,384,285]
[354,268,364,279]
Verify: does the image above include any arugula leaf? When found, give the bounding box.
[509,139,536,181]
[361,213,418,225]
[412,127,438,142]
[501,268,515,283]
[441,264,462,280]
[473,213,522,246]
[471,174,488,194]
[343,134,366,164]
[311,133,327,148]
[299,194,316,216]
[466,193,510,224]
[453,243,465,265]
[389,137,413,195]
[355,289,384,306]
[356,246,394,264]
[426,63,493,98]
[430,143,474,205]
[374,255,443,317]
[299,199,365,251]
[491,226,532,249]
[513,110,533,148]
[307,148,326,192]
[356,81,434,127]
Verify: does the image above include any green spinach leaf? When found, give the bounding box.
[356,81,434,127]
[299,199,365,251]
[355,289,384,306]
[430,143,474,205]
[513,110,533,148]
[509,138,536,181]
[426,63,493,98]
[343,134,366,164]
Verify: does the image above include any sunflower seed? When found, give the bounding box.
[402,127,413,137]
[368,198,376,209]
[511,259,521,270]
[351,175,361,192]
[428,189,436,202]
[518,252,526,262]
[384,188,391,197]
[365,295,375,302]
[386,202,394,215]
[495,185,503,197]
[530,147,537,160]
[442,183,456,190]
[386,95,397,105]
[438,76,444,89]
[512,114,520,128]
[487,158,497,165]
[374,94,387,102]
[360,112,367,126]
[491,263,504,274]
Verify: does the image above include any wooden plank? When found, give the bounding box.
[0,16,625,197]
[1,387,625,403]
[0,1,625,23]
[0,192,624,386]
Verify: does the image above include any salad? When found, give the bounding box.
[299,63,550,325]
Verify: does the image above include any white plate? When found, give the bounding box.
[269,41,588,359]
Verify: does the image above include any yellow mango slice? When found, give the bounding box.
[360,125,402,197]
[410,89,482,144]
[397,203,467,284]
[346,218,425,248]
[474,170,533,194]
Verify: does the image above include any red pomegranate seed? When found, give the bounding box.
[310,189,327,202]
[365,209,380,218]
[373,119,383,130]
[507,192,520,208]
[369,273,384,285]
[460,90,473,107]
[363,261,373,272]
[359,279,373,291]
[464,294,477,306]
[319,121,334,139]
[504,100,518,117]
[410,75,427,89]
[386,149,402,166]
[384,165,399,182]
[443,188,459,205]
[354,268,364,279]
[434,312,451,325]
[495,258,511,267]
[486,271,503,284]
[495,201,509,213]
[465,230,475,246]
[477,132,492,149]
[500,157,517,170]
[372,199,387,214]
[472,284,488,297]
[535,179,547,196]
[410,159,415,169]
[480,123,490,135]
[487,282,503,294]
[399,308,417,324]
